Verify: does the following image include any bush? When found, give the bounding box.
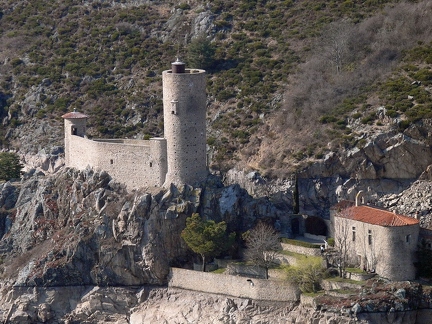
[0,152,23,181]
[285,257,325,293]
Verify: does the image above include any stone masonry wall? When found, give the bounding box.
[162,69,207,187]
[281,242,322,256]
[334,215,419,281]
[67,135,167,189]
[169,268,300,302]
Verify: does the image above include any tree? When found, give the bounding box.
[286,257,325,293]
[333,208,353,277]
[243,222,281,279]
[186,35,216,70]
[321,21,353,74]
[181,213,235,271]
[292,173,300,214]
[0,152,23,181]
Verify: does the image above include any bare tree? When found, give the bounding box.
[334,208,354,277]
[243,222,281,279]
[321,21,353,74]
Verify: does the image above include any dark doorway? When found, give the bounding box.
[71,126,77,135]
[291,218,300,236]
[305,216,327,236]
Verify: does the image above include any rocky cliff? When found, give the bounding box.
[226,122,432,224]
[2,147,432,322]
[0,167,283,288]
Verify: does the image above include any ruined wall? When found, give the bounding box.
[63,118,87,166]
[169,267,300,302]
[67,135,167,189]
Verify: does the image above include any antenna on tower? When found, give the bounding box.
[176,40,181,62]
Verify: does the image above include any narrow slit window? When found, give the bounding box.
[352,226,356,242]
[171,100,178,114]
[368,230,372,245]
[110,159,113,165]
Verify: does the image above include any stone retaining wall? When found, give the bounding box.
[169,268,300,302]
[281,242,322,256]
[225,263,266,278]
[321,279,362,291]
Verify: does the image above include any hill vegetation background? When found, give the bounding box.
[0,0,431,178]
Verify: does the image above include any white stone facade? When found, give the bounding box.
[62,62,207,189]
[330,203,419,281]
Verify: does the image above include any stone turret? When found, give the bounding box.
[162,59,208,187]
[61,110,88,166]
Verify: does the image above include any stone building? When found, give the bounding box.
[330,197,419,281]
[62,60,208,189]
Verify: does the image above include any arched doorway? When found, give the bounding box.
[305,216,327,236]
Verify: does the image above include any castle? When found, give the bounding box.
[62,60,208,189]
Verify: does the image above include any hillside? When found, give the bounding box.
[0,0,431,178]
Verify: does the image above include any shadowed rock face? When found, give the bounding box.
[0,168,282,288]
[226,123,432,219]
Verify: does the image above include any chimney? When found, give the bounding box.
[355,191,364,207]
[171,58,185,73]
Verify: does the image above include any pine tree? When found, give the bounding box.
[186,36,216,70]
[181,213,235,271]
[0,152,23,181]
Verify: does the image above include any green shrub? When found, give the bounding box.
[10,58,23,67]
[413,69,432,85]
[386,109,398,118]
[176,3,191,10]
[0,152,23,181]
[285,257,325,293]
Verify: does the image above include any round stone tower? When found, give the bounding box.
[61,109,88,166]
[162,59,207,187]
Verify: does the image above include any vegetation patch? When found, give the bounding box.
[281,238,321,249]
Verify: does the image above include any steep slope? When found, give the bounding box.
[0,0,431,178]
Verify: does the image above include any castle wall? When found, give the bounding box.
[63,118,87,166]
[333,215,419,281]
[67,135,167,189]
[63,64,208,189]
[169,267,300,302]
[162,69,207,187]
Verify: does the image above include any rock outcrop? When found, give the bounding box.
[225,124,432,219]
[0,168,283,290]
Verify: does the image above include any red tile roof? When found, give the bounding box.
[335,203,419,227]
[61,111,88,119]
[331,200,355,210]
